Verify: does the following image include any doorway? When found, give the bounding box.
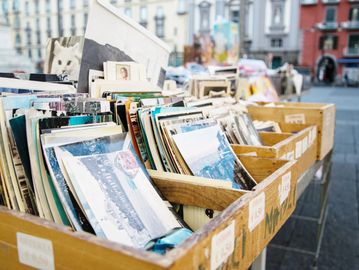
[317,56,336,83]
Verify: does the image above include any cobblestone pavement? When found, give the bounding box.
[266,86,359,270]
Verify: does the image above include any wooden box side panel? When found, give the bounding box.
[168,161,298,270]
[318,105,336,160]
[0,208,168,270]
[259,132,292,146]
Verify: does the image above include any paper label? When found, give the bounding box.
[242,152,257,157]
[287,151,295,160]
[248,192,265,231]
[280,154,287,160]
[295,140,302,159]
[211,221,235,270]
[284,114,306,124]
[17,232,54,270]
[302,136,308,153]
[279,172,291,205]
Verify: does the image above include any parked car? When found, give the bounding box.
[238,59,268,77]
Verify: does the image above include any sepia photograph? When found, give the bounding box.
[116,64,130,81]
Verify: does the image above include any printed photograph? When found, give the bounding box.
[44,36,84,81]
[116,64,130,80]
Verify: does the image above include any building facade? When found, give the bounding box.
[1,0,190,64]
[300,0,359,83]
[248,0,301,68]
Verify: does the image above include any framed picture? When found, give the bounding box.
[116,64,131,81]
[198,80,231,98]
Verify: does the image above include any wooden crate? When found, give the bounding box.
[247,102,335,160]
[0,156,298,270]
[231,124,317,177]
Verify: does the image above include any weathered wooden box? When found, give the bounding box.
[0,156,298,270]
[232,124,317,177]
[247,102,335,160]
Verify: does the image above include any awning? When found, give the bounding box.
[337,58,359,64]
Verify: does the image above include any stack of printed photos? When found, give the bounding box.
[0,78,183,250]
[189,76,231,99]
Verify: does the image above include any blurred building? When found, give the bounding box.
[2,0,90,63]
[0,0,190,65]
[0,5,34,73]
[249,0,301,69]
[300,0,359,83]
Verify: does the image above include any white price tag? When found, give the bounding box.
[211,221,235,270]
[287,151,295,160]
[279,172,291,205]
[284,114,306,124]
[248,192,265,231]
[17,232,54,270]
[295,140,303,159]
[302,136,308,153]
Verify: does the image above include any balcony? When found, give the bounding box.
[316,22,338,31]
[301,0,318,5]
[341,21,359,30]
[322,0,340,4]
[343,47,359,56]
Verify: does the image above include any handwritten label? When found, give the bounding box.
[279,172,291,205]
[284,113,306,124]
[211,221,235,270]
[302,136,308,153]
[17,232,54,270]
[295,140,302,159]
[248,192,265,231]
[287,151,295,160]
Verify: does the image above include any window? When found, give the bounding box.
[36,18,40,31]
[110,0,117,4]
[35,0,40,14]
[25,23,31,46]
[12,0,19,12]
[59,0,63,11]
[349,7,359,22]
[46,17,51,37]
[25,1,29,15]
[15,33,21,45]
[59,16,64,36]
[36,31,41,45]
[28,49,32,59]
[325,7,336,23]
[155,6,165,38]
[46,0,51,12]
[70,0,76,9]
[140,6,147,27]
[124,7,132,17]
[348,34,359,49]
[199,1,211,33]
[83,0,89,7]
[319,35,338,50]
[14,14,20,28]
[270,1,285,31]
[231,10,239,23]
[271,38,283,48]
[83,12,88,32]
[38,48,42,59]
[71,15,76,35]
[178,0,187,14]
